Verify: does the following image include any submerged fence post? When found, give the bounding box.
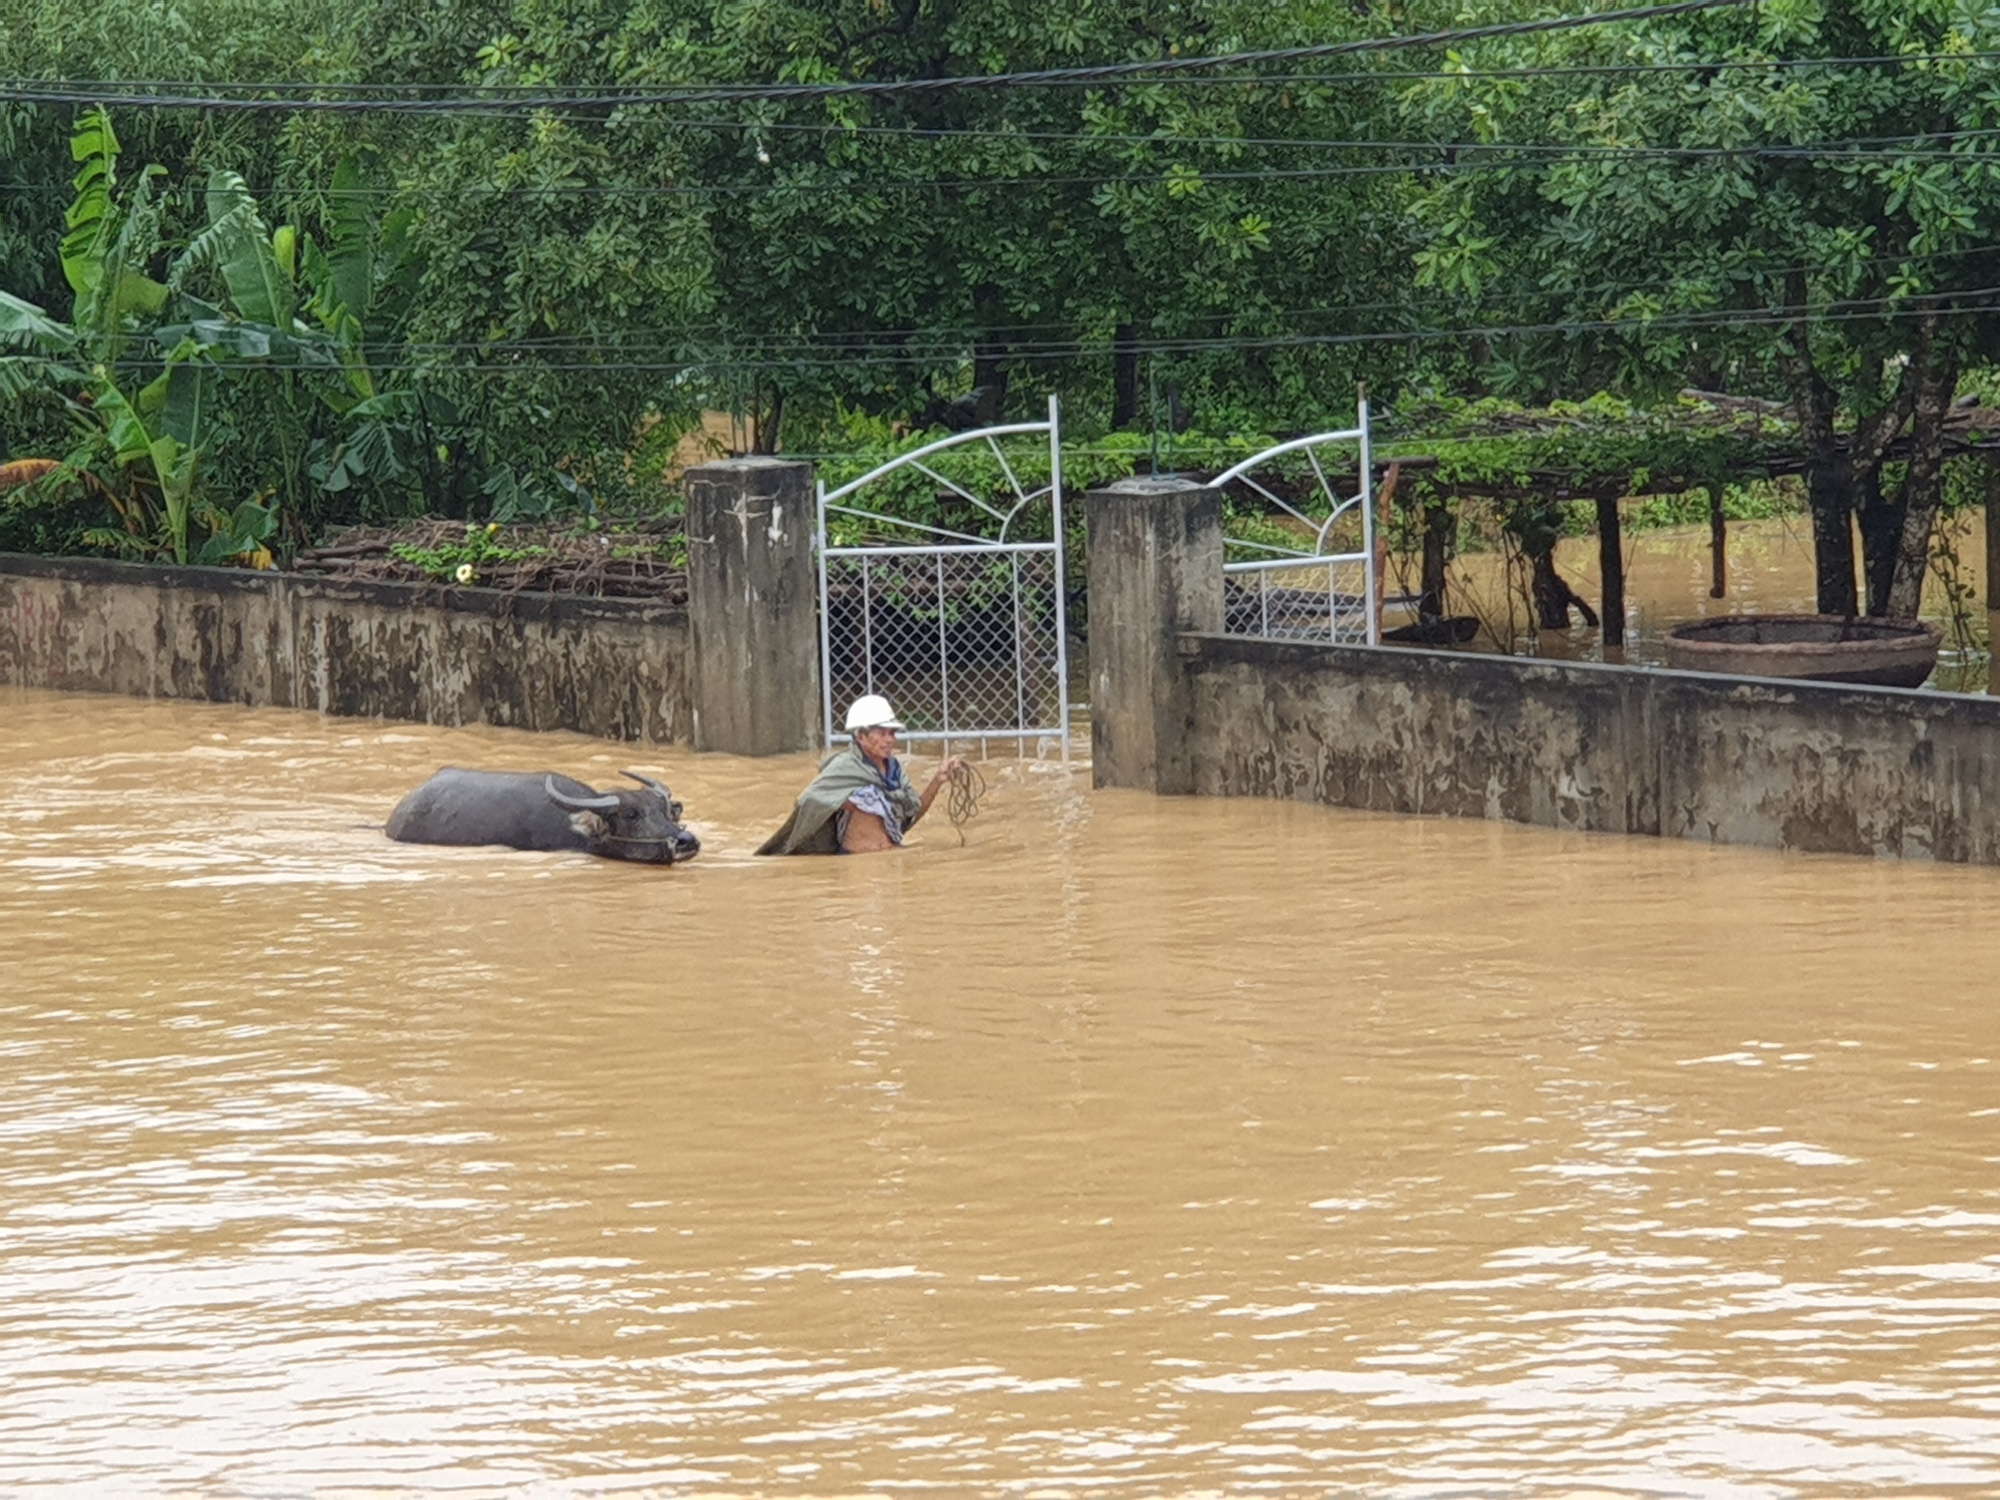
[1085,476,1224,794]
[684,457,822,755]
[1983,457,2000,613]
[1596,494,1626,652]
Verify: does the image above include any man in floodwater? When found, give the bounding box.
[756,695,965,855]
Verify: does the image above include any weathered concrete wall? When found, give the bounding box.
[0,553,690,742]
[1085,476,1224,793]
[683,458,821,755]
[1183,633,2000,863]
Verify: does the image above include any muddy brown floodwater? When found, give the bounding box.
[1432,514,1994,690]
[5,685,2000,1498]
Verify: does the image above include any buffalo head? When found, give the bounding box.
[544,771,701,864]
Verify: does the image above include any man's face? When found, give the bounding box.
[856,726,898,760]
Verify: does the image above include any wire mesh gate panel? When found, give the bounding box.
[816,397,1071,754]
[1214,394,1380,646]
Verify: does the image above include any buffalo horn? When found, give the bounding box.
[544,775,621,812]
[620,770,672,797]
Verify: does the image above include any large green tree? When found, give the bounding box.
[0,0,1438,476]
[26,0,2000,595]
[1401,0,2000,617]
[448,0,1426,438]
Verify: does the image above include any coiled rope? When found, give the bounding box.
[943,760,986,846]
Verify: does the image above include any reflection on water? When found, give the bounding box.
[4,686,2000,1495]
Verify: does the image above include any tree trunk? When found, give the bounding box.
[1779,270,1900,619]
[1986,459,2000,612]
[1529,545,1599,630]
[1802,468,1858,616]
[971,341,1008,424]
[1883,347,1960,619]
[1112,323,1140,429]
[1856,468,1902,617]
[1419,495,1453,618]
[1707,482,1726,598]
[1595,494,1625,647]
[751,386,786,454]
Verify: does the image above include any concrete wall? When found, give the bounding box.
[683,458,821,755]
[0,553,691,742]
[1084,477,1224,793]
[1085,473,2000,864]
[1184,633,2000,863]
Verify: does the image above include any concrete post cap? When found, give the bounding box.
[844,694,905,731]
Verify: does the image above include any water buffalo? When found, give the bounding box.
[386,768,700,864]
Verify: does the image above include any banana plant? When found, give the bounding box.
[290,162,502,517]
[59,109,169,363]
[0,111,208,558]
[2,112,346,561]
[195,494,280,568]
[5,116,517,548]
[299,156,408,402]
[162,168,345,371]
[84,368,202,561]
[0,287,79,398]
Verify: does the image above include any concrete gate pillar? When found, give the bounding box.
[1085,476,1224,793]
[684,457,822,755]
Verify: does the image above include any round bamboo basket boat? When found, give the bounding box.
[1662,613,1943,689]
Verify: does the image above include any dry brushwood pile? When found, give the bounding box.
[290,518,687,604]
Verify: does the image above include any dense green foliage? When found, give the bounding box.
[2,0,1999,621]
[1402,0,2000,614]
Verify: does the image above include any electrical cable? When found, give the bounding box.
[62,250,2000,360]
[8,229,1936,362]
[630,102,2000,152]
[15,51,1998,98]
[65,285,2000,378]
[7,137,2000,204]
[0,0,1760,112]
[226,239,1998,355]
[16,242,1994,363]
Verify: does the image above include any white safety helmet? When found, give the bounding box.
[844,694,905,732]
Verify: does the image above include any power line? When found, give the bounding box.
[6,135,1999,205]
[75,287,2000,376]
[185,242,2000,358]
[15,51,1995,99]
[15,240,2000,364]
[81,236,1939,356]
[0,0,1758,113]
[663,99,2000,152]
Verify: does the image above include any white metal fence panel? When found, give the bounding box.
[816,396,1071,754]
[1214,394,1378,647]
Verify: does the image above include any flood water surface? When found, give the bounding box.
[4,687,2000,1496]
[1438,513,1994,691]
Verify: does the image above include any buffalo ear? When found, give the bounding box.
[565,810,610,840]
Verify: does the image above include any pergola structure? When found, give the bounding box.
[1339,392,2000,646]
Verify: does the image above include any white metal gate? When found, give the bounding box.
[1214,394,1379,646]
[816,395,1071,754]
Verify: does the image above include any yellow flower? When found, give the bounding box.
[486,522,500,534]
[455,563,475,584]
